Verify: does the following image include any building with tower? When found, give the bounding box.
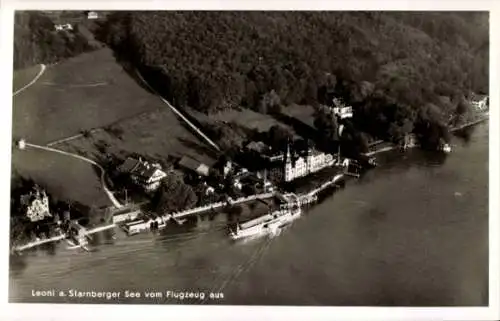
[20,185,51,222]
[283,143,335,182]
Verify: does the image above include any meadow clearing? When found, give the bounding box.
[12,48,162,145]
[11,147,110,208]
[11,48,215,208]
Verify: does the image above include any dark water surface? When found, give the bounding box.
[9,123,489,306]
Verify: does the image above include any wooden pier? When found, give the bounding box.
[12,222,117,253]
[295,173,345,205]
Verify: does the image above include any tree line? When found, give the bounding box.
[99,11,488,146]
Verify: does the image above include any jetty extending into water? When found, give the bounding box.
[296,173,345,205]
[13,233,66,252]
[12,222,117,253]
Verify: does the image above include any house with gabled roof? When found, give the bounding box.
[470,93,489,111]
[119,157,167,192]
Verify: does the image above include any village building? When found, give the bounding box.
[68,220,89,246]
[255,170,275,192]
[329,97,353,119]
[401,133,419,150]
[212,157,234,179]
[118,157,167,192]
[178,156,210,177]
[110,206,142,224]
[21,185,51,222]
[283,144,335,182]
[86,11,99,19]
[204,184,215,195]
[470,93,489,111]
[54,23,73,31]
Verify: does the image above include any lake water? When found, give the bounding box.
[9,123,489,306]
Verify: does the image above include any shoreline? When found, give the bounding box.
[11,118,488,253]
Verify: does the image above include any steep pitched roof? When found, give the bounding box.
[119,157,140,173]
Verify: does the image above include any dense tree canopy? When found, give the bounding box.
[152,172,197,213]
[101,11,487,112]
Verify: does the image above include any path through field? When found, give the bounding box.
[22,142,123,209]
[13,64,46,97]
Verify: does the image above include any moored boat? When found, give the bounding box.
[229,205,301,240]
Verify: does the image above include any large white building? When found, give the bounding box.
[283,145,335,182]
[21,186,51,222]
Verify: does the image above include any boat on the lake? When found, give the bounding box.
[229,205,301,240]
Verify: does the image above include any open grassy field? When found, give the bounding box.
[11,47,216,209]
[57,107,217,167]
[12,64,43,93]
[188,107,289,133]
[12,48,165,144]
[11,148,110,208]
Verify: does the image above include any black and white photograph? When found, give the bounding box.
[3,3,498,320]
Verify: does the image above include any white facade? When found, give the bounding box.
[332,106,353,119]
[123,158,167,192]
[284,146,335,182]
[55,24,73,31]
[112,209,141,224]
[25,189,51,222]
[124,217,166,235]
[471,96,488,111]
[87,11,98,19]
[138,168,167,191]
[329,97,353,119]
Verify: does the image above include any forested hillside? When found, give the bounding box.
[99,12,489,144]
[14,11,99,69]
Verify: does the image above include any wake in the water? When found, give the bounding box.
[201,233,277,304]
